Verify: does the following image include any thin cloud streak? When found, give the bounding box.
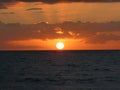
[26,8,42,11]
[0,12,15,14]
[0,0,120,3]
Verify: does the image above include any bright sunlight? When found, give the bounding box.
[56,42,64,50]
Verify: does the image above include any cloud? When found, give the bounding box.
[0,21,120,45]
[0,4,7,9]
[0,1,17,9]
[0,0,119,9]
[0,12,15,14]
[0,21,120,49]
[86,33,120,44]
[26,8,42,11]
[0,0,120,4]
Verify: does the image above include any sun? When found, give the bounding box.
[56,42,64,50]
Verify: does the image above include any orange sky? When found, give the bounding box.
[0,1,120,50]
[1,2,120,24]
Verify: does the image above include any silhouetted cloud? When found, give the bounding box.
[0,12,15,14]
[0,4,7,9]
[0,0,120,9]
[0,0,120,4]
[0,21,120,46]
[0,21,120,49]
[26,8,42,11]
[86,33,120,44]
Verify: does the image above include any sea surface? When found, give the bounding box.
[0,50,120,90]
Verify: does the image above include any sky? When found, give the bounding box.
[0,0,120,50]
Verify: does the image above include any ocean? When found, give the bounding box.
[0,50,120,90]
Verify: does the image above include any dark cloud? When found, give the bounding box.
[0,4,7,9]
[0,12,15,14]
[0,0,119,9]
[0,0,120,4]
[0,43,42,50]
[87,33,120,44]
[26,8,42,11]
[0,21,120,46]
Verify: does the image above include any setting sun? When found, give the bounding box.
[56,42,64,50]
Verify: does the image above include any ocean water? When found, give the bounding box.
[0,50,120,90]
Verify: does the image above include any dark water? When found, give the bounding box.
[0,50,120,90]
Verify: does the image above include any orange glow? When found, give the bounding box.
[7,38,84,50]
[6,38,120,50]
[54,27,64,34]
[1,2,120,24]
